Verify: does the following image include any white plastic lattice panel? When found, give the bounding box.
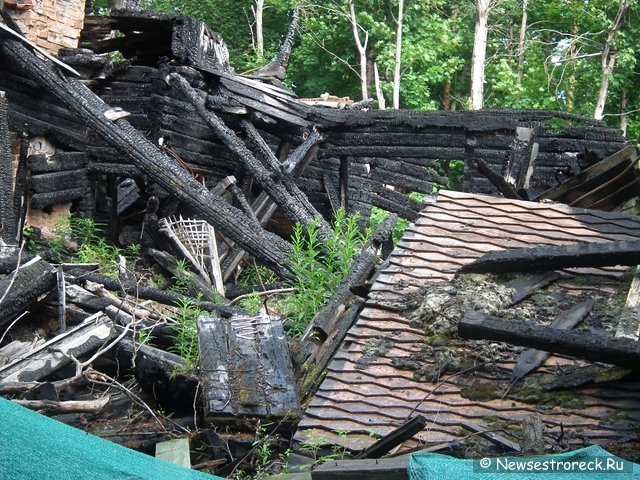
[159,215,224,294]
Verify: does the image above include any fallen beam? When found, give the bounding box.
[458,239,640,274]
[458,310,640,370]
[12,396,110,414]
[354,415,427,459]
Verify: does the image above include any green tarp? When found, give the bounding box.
[409,445,640,480]
[0,396,223,479]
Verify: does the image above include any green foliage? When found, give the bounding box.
[298,428,350,468]
[284,209,368,337]
[24,214,124,277]
[238,265,277,287]
[238,291,263,315]
[169,258,193,294]
[168,296,202,368]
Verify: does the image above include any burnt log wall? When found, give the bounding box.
[0,10,628,241]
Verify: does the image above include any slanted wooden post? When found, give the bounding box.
[0,91,18,247]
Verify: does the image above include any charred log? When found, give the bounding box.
[0,256,56,329]
[458,310,640,370]
[0,91,18,246]
[65,269,239,317]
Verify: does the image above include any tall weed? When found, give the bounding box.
[284,209,369,337]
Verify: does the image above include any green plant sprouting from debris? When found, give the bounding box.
[168,296,202,369]
[284,208,369,337]
[238,264,278,287]
[169,258,194,294]
[24,214,136,276]
[298,428,351,468]
[238,291,263,316]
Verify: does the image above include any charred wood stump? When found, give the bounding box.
[0,38,293,278]
[114,337,199,413]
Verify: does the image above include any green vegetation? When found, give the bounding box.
[24,214,133,277]
[283,208,368,337]
[168,296,202,370]
[238,291,264,315]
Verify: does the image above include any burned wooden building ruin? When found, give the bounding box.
[1,5,640,479]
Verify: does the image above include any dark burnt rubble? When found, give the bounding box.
[0,7,639,479]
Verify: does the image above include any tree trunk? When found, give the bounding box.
[392,0,404,109]
[517,0,528,84]
[594,0,629,120]
[470,0,491,110]
[348,0,369,100]
[255,0,264,59]
[620,90,628,137]
[374,63,385,109]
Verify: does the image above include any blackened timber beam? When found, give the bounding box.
[0,38,293,278]
[0,256,56,329]
[458,239,640,274]
[476,158,521,200]
[0,91,18,246]
[354,415,428,459]
[167,74,327,237]
[458,310,640,370]
[65,269,240,318]
[240,119,327,231]
[30,188,87,209]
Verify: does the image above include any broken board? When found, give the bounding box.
[197,313,300,421]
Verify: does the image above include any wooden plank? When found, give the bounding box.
[616,265,640,340]
[0,312,112,382]
[29,169,89,193]
[30,188,86,209]
[461,421,521,453]
[354,415,427,459]
[312,456,408,480]
[536,145,637,202]
[198,313,300,420]
[27,152,87,173]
